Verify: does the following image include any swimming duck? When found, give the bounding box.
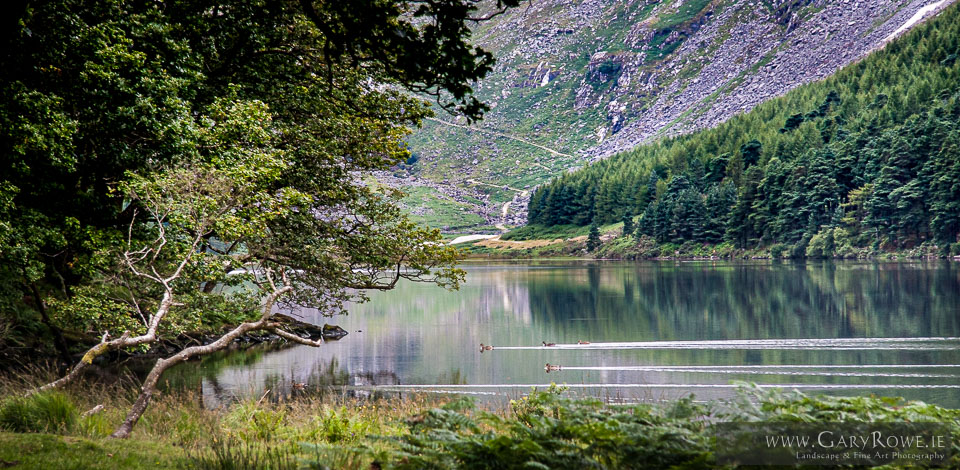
[542,341,556,347]
[577,340,591,345]
[480,343,494,352]
[544,363,562,372]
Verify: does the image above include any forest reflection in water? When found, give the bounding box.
[162,260,960,408]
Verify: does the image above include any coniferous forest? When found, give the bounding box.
[526,2,960,257]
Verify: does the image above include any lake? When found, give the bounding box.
[165,260,960,408]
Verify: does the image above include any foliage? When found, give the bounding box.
[2,373,960,469]
[378,386,960,469]
[0,0,538,439]
[726,383,960,426]
[621,213,635,237]
[586,224,602,252]
[0,390,77,433]
[526,2,960,256]
[309,406,381,444]
[380,386,710,469]
[0,0,524,354]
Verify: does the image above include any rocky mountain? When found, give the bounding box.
[396,0,954,232]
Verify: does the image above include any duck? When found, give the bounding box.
[544,363,562,372]
[577,340,590,345]
[542,341,556,347]
[479,343,494,352]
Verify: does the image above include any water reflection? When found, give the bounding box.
[164,260,960,408]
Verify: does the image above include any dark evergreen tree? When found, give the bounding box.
[653,199,673,243]
[672,189,706,242]
[621,213,634,238]
[638,202,657,238]
[726,167,763,248]
[705,153,729,185]
[687,158,706,191]
[929,132,960,246]
[571,185,597,226]
[781,113,805,133]
[704,182,737,243]
[740,140,763,167]
[804,147,841,230]
[587,223,601,252]
[645,171,660,204]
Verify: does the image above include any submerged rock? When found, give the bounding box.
[273,313,349,341]
[321,324,348,340]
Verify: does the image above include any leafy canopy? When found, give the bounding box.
[0,0,517,342]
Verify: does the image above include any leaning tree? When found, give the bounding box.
[2,0,517,438]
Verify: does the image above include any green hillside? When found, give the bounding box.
[400,0,944,232]
[524,2,960,256]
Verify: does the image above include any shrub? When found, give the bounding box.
[806,228,835,259]
[309,406,374,444]
[369,385,960,469]
[384,386,714,469]
[790,234,810,258]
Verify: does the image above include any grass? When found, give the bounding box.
[0,391,77,433]
[653,0,714,30]
[0,432,188,469]
[1,364,959,469]
[399,185,487,231]
[500,223,589,241]
[500,221,624,241]
[0,364,453,469]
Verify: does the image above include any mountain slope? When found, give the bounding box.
[397,0,954,232]
[523,0,960,255]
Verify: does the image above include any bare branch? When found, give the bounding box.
[110,283,295,438]
[126,208,138,252]
[269,327,323,347]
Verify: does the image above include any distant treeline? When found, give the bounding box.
[526,3,960,255]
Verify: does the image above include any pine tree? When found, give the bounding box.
[653,199,673,243]
[621,213,634,238]
[644,170,660,205]
[740,140,763,167]
[638,202,657,238]
[587,223,601,252]
[705,153,729,185]
[704,182,736,243]
[929,132,960,246]
[726,167,763,248]
[672,189,706,242]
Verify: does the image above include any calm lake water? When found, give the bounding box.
[165,260,960,408]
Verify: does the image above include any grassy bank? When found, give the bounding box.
[464,223,957,261]
[1,367,959,469]
[0,432,187,469]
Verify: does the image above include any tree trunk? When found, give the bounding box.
[109,326,248,438]
[109,285,300,438]
[111,357,169,439]
[30,283,72,366]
